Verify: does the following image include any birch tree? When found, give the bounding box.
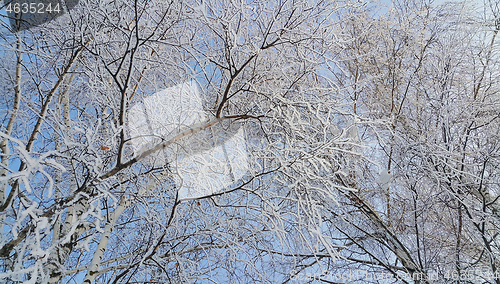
[302,0,500,283]
[0,0,365,282]
[0,0,499,283]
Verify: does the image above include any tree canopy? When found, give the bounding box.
[0,0,499,283]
